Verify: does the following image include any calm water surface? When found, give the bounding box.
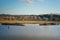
[0,24,60,39]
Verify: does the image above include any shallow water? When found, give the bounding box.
[0,24,60,39]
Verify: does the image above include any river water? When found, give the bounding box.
[0,24,60,40]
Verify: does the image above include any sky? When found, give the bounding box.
[0,0,60,15]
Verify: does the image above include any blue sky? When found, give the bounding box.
[0,0,60,15]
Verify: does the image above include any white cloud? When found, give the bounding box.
[19,0,46,6]
[38,0,45,2]
[20,0,34,6]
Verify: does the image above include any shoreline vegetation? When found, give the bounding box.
[0,14,60,25]
[0,14,60,21]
